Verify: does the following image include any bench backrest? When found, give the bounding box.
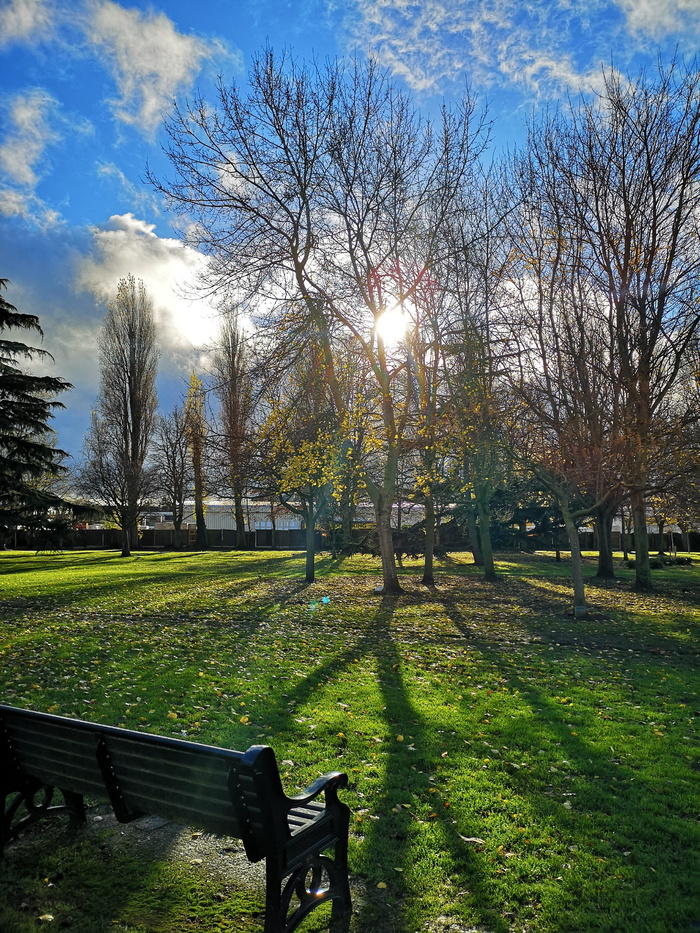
[0,705,278,859]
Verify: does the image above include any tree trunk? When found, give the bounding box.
[561,501,586,616]
[304,499,315,583]
[192,446,207,549]
[474,486,496,581]
[553,532,562,562]
[594,501,616,579]
[120,523,131,558]
[234,484,247,548]
[375,498,401,594]
[341,504,353,553]
[195,511,207,549]
[466,499,484,566]
[422,495,435,586]
[631,489,653,591]
[620,505,629,561]
[656,517,666,556]
[518,519,528,550]
[268,501,277,549]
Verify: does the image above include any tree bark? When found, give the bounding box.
[561,501,586,616]
[120,524,131,558]
[656,516,666,556]
[631,489,653,591]
[375,496,402,594]
[620,505,629,561]
[233,483,247,549]
[594,500,617,579]
[474,486,497,581]
[466,498,484,566]
[305,498,315,583]
[194,504,207,550]
[422,495,435,586]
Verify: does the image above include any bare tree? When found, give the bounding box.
[79,275,159,556]
[500,157,625,610]
[441,170,513,582]
[510,59,700,591]
[152,405,192,544]
[150,49,487,593]
[211,315,254,548]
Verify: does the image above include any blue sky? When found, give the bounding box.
[1,0,699,461]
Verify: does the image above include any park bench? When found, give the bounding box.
[0,704,352,933]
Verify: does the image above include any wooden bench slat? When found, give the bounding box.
[3,723,108,797]
[101,736,242,834]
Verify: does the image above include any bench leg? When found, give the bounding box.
[330,830,351,932]
[60,789,87,826]
[1,783,87,854]
[264,847,351,933]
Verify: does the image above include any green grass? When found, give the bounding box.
[1,548,699,932]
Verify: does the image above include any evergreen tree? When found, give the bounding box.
[0,278,79,545]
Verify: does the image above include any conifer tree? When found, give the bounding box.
[0,278,80,545]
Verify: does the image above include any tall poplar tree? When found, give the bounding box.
[79,275,159,557]
[184,371,208,549]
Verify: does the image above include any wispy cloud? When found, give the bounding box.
[0,88,60,188]
[0,88,67,226]
[0,0,54,47]
[339,0,692,99]
[96,161,161,216]
[0,213,219,454]
[86,0,240,137]
[0,188,61,228]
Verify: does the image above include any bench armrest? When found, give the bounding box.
[288,771,348,807]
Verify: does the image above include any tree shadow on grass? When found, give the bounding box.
[443,600,700,932]
[270,597,506,933]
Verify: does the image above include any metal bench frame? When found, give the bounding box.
[0,704,351,933]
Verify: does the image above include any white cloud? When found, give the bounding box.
[0,88,60,188]
[616,0,700,37]
[86,0,240,137]
[0,0,54,46]
[75,213,220,352]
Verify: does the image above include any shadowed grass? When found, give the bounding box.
[0,549,698,932]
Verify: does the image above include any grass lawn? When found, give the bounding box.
[0,548,698,933]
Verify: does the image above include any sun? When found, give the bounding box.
[375,304,408,348]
